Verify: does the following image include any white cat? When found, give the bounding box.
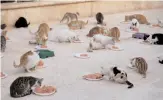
[130,18,139,29]
[48,28,79,43]
[87,34,115,52]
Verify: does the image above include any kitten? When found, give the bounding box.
[29,23,51,47]
[125,14,150,25]
[68,20,88,30]
[144,33,163,45]
[49,29,80,43]
[13,50,40,72]
[129,57,148,78]
[60,12,79,24]
[96,12,104,25]
[87,34,115,52]
[1,35,6,52]
[10,76,43,98]
[15,17,30,28]
[101,66,134,88]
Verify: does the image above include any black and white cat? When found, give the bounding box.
[101,66,134,88]
[144,33,163,45]
[15,17,30,28]
[10,76,43,98]
[158,56,163,64]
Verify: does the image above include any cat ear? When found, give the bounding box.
[38,78,43,82]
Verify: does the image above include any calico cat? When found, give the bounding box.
[129,57,148,78]
[125,14,150,25]
[13,50,40,72]
[143,33,163,45]
[10,76,43,98]
[101,66,134,88]
[68,20,88,30]
[87,26,105,37]
[96,12,104,25]
[1,35,6,52]
[29,23,51,47]
[15,17,30,28]
[60,12,79,24]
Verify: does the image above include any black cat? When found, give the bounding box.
[96,12,104,24]
[15,17,30,28]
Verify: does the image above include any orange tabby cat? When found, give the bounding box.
[125,14,150,25]
[106,27,120,42]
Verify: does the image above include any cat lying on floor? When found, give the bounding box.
[143,33,163,45]
[48,28,80,43]
[101,66,134,88]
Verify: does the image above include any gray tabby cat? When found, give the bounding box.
[60,12,79,23]
[10,76,43,98]
[1,35,6,52]
[129,57,148,78]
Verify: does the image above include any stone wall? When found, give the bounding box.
[1,1,163,27]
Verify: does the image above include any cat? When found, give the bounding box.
[96,12,104,25]
[10,76,43,98]
[129,57,148,78]
[143,33,163,45]
[1,35,6,52]
[130,18,139,29]
[101,66,134,88]
[68,20,88,30]
[1,24,6,30]
[60,12,79,24]
[87,26,120,42]
[158,56,163,64]
[15,17,30,28]
[125,14,150,25]
[29,23,51,47]
[87,26,106,37]
[157,19,163,28]
[87,34,115,52]
[48,28,80,43]
[107,27,120,42]
[13,50,40,72]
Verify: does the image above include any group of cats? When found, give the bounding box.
[1,12,163,98]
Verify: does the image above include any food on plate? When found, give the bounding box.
[34,85,56,94]
[37,60,44,67]
[0,72,5,77]
[152,24,160,27]
[112,45,119,49]
[80,54,88,57]
[41,45,47,48]
[83,73,103,79]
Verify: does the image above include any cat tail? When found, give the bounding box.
[76,12,80,16]
[126,80,134,89]
[13,61,21,68]
[85,20,88,25]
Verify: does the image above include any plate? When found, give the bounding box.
[0,53,4,58]
[109,45,124,51]
[73,40,84,43]
[120,21,130,24]
[139,41,151,45]
[33,86,56,96]
[125,29,138,33]
[74,53,90,59]
[35,45,49,50]
[83,73,103,81]
[0,72,7,79]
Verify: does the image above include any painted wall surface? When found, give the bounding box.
[1,1,163,27]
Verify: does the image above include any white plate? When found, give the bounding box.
[73,40,84,43]
[7,39,12,42]
[1,72,7,79]
[120,21,130,24]
[35,45,49,50]
[83,77,103,81]
[74,53,90,59]
[139,41,151,45]
[0,53,4,58]
[109,45,124,51]
[125,29,138,33]
[33,87,56,96]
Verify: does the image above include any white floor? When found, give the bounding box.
[1,9,163,100]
